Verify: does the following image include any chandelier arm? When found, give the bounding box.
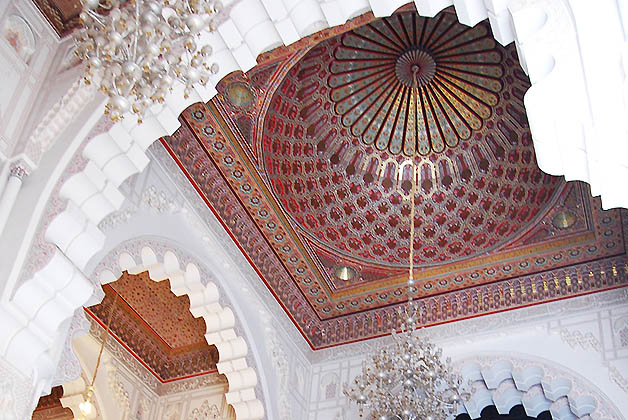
[120,44,130,62]
[133,0,139,61]
[134,53,144,66]
[87,10,106,27]
[111,74,121,95]
[99,1,112,11]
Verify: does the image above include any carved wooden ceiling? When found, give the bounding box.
[32,386,72,420]
[162,8,628,349]
[33,271,219,416]
[32,0,82,37]
[86,271,218,382]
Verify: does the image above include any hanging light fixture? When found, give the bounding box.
[344,66,471,420]
[78,294,119,420]
[74,0,223,123]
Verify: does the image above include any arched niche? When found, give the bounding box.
[91,244,265,420]
[454,354,624,420]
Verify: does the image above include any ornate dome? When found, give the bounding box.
[262,11,562,267]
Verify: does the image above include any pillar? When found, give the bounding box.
[0,163,28,238]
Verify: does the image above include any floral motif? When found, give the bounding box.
[2,15,35,62]
[188,400,220,420]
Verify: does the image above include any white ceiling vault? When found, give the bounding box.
[0,1,627,420]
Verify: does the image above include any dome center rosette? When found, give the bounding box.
[394,48,437,88]
[261,11,562,268]
[328,12,503,157]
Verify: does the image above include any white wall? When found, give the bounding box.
[83,146,308,420]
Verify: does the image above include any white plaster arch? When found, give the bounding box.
[95,244,265,420]
[334,353,623,420]
[3,0,627,416]
[455,354,624,420]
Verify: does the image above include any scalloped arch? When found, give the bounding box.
[456,356,623,420]
[97,245,265,420]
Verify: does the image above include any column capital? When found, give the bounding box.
[9,160,30,179]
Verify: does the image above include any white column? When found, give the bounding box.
[0,160,10,198]
[0,163,28,238]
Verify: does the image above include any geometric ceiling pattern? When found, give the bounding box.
[86,271,218,382]
[263,11,562,268]
[162,8,628,348]
[328,12,502,157]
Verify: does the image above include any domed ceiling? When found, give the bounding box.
[162,7,628,348]
[262,11,560,268]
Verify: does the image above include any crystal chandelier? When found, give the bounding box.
[74,0,223,122]
[344,67,471,420]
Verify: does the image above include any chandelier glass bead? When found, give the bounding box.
[74,0,223,122]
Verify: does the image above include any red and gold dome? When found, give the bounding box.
[261,11,562,267]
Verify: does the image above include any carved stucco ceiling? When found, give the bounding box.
[163,9,628,348]
[86,271,218,382]
[327,12,501,156]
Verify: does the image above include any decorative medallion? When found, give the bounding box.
[226,81,255,108]
[2,15,36,62]
[335,265,357,281]
[329,12,502,156]
[552,210,576,229]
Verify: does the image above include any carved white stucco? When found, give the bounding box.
[61,334,230,420]
[1,1,627,418]
[457,356,618,420]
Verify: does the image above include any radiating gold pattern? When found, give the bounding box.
[263,13,562,267]
[329,12,503,156]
